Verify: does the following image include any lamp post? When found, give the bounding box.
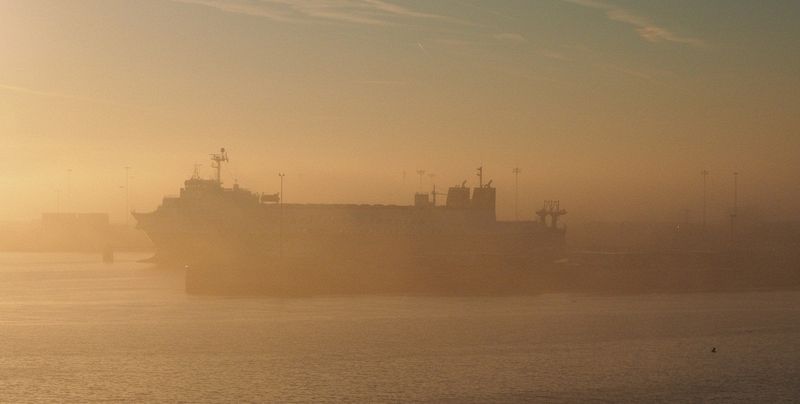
[125,166,130,226]
[67,168,72,212]
[512,167,521,221]
[730,171,738,242]
[278,173,285,258]
[701,169,708,233]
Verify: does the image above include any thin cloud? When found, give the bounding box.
[453,0,517,21]
[362,0,443,20]
[597,63,653,80]
[595,62,681,87]
[171,0,296,22]
[171,0,457,26]
[562,0,703,47]
[0,83,134,108]
[493,33,527,43]
[354,79,407,85]
[539,48,570,61]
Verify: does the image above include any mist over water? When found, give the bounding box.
[2,253,798,402]
[3,1,800,401]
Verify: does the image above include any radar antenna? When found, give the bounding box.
[210,148,228,185]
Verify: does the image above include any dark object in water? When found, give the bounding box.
[711,347,717,353]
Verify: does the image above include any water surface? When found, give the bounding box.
[1,252,798,402]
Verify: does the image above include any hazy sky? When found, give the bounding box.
[1,0,798,223]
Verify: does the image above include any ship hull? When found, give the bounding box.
[134,206,567,296]
[184,251,564,296]
[134,204,567,267]
[182,249,800,296]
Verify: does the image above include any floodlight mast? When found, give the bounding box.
[416,170,426,190]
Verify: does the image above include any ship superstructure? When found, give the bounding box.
[133,149,566,292]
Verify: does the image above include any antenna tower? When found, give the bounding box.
[210,148,228,185]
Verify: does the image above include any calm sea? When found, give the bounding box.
[0,252,798,402]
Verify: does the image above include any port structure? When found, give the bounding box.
[428,173,439,202]
[210,148,229,185]
[536,200,567,229]
[430,184,448,207]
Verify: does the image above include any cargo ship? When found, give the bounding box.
[133,149,569,295]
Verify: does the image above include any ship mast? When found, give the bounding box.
[210,148,228,185]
